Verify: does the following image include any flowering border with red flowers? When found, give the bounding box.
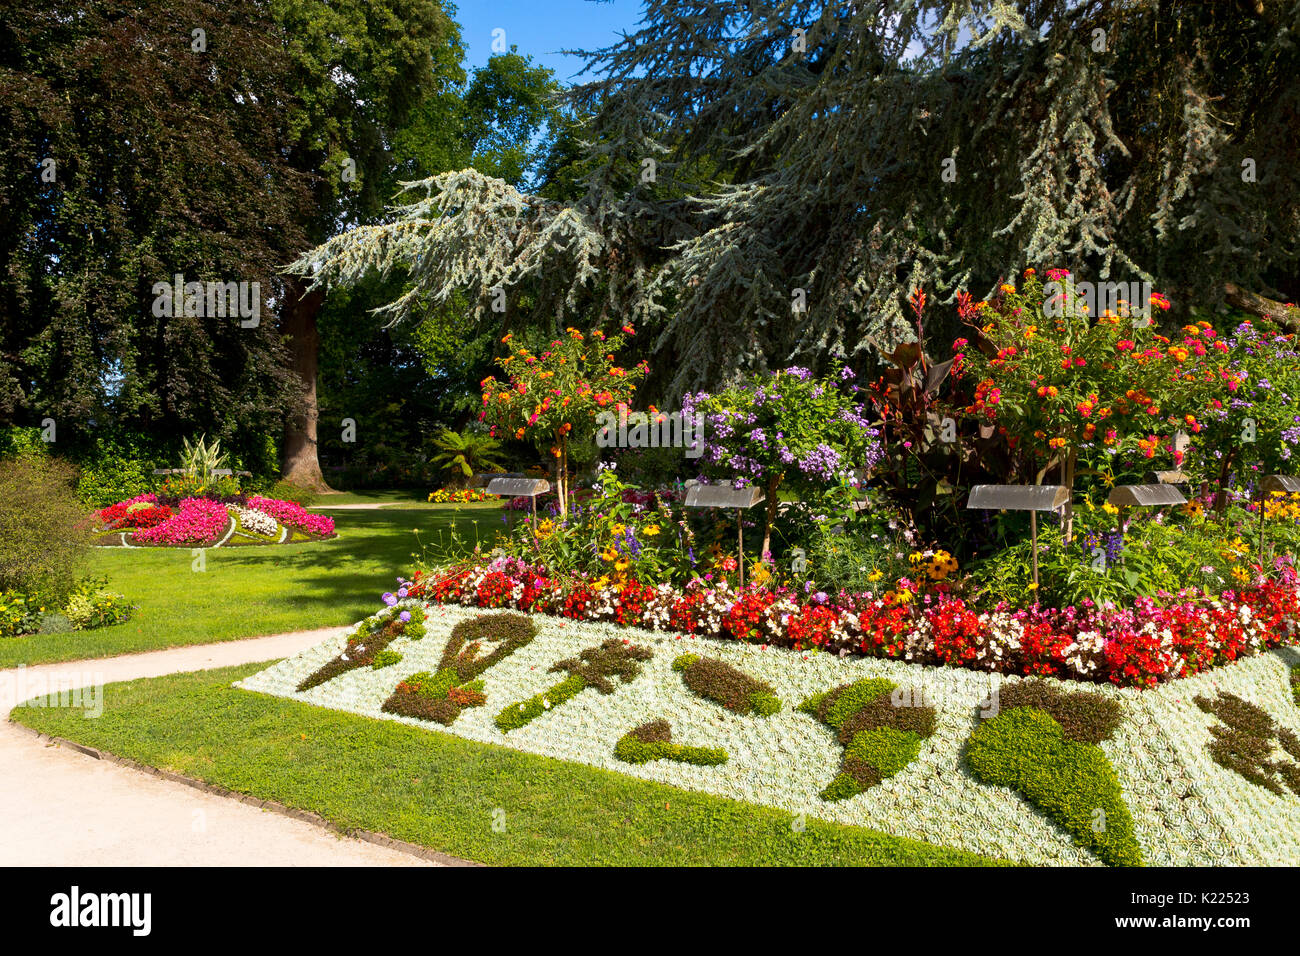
[405,557,1300,690]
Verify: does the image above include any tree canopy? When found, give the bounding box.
[294,0,1300,398]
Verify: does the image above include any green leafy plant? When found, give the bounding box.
[63,580,133,631]
[614,719,727,766]
[966,682,1141,867]
[371,649,403,670]
[0,590,42,638]
[384,612,537,726]
[430,427,507,485]
[0,456,90,607]
[180,434,230,484]
[799,678,935,802]
[496,638,652,732]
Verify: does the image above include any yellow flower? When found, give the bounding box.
[1102,503,1118,516]
[614,558,630,572]
[643,525,660,536]
[867,569,883,582]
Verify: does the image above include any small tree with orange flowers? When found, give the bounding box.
[479,326,647,518]
[954,269,1229,538]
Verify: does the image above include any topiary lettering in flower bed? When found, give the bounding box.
[798,678,935,802]
[614,719,727,766]
[672,653,781,716]
[382,612,538,726]
[1195,692,1300,798]
[297,608,426,692]
[965,681,1142,867]
[495,638,653,732]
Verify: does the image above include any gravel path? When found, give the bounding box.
[0,629,437,866]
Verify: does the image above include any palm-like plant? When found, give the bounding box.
[430,427,506,485]
[180,434,229,483]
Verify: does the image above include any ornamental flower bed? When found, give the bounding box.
[93,494,335,547]
[238,601,1300,866]
[245,496,336,538]
[406,557,1300,690]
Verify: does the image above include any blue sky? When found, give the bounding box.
[454,0,644,81]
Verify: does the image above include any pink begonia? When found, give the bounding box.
[130,497,230,545]
[247,497,335,537]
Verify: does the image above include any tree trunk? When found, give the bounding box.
[1224,283,1300,333]
[761,473,783,559]
[280,277,335,492]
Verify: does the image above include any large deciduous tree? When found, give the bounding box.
[0,0,312,466]
[271,0,461,490]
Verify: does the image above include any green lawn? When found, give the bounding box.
[10,663,1009,867]
[310,488,433,506]
[1,504,506,667]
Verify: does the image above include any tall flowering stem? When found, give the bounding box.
[479,326,646,519]
[683,366,883,557]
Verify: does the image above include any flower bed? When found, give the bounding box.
[406,557,1300,690]
[428,487,491,503]
[129,497,230,546]
[92,495,335,547]
[237,601,1300,866]
[245,496,336,538]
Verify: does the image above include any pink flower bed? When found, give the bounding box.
[130,497,231,546]
[409,558,1300,689]
[246,496,335,537]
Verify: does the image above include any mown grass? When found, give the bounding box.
[1,504,506,667]
[10,663,1010,867]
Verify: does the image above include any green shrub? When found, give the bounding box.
[266,479,318,508]
[997,680,1123,744]
[614,719,728,766]
[63,580,133,630]
[1291,666,1299,708]
[38,612,74,634]
[72,435,159,508]
[0,426,50,462]
[799,678,895,728]
[966,705,1143,867]
[845,726,923,777]
[0,590,41,638]
[0,457,90,606]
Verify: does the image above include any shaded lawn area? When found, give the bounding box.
[310,489,437,506]
[0,504,507,668]
[10,663,1009,867]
